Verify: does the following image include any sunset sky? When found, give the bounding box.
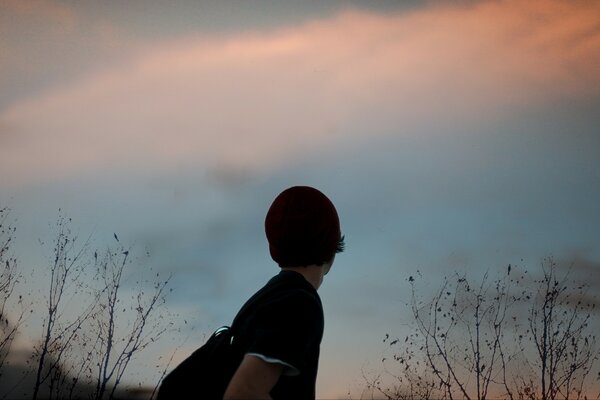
[1,0,600,397]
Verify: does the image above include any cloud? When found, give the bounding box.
[0,0,76,26]
[0,0,143,113]
[0,0,77,80]
[1,0,599,187]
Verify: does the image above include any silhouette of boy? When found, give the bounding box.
[223,186,344,400]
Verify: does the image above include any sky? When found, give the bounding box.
[1,0,600,397]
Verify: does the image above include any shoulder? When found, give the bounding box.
[247,284,323,340]
[260,272,322,308]
[258,287,322,320]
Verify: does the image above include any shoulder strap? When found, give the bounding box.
[229,293,259,335]
[229,276,284,335]
[229,273,299,335]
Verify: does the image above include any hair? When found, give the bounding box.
[288,234,345,268]
[336,234,346,254]
[314,234,346,267]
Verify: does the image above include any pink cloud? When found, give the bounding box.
[0,0,76,26]
[1,0,599,187]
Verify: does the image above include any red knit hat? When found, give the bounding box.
[265,186,341,267]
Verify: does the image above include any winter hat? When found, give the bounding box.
[265,186,341,267]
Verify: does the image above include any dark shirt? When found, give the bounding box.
[232,270,324,400]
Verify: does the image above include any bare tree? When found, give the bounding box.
[31,212,96,400]
[0,207,29,397]
[400,269,516,400]
[90,237,172,400]
[517,258,598,400]
[370,259,599,400]
[27,212,174,400]
[361,331,437,400]
[0,207,21,372]
[0,207,176,399]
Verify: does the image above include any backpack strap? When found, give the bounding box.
[229,295,257,335]
[228,274,293,337]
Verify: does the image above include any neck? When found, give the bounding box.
[282,264,326,290]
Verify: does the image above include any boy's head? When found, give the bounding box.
[265,186,343,268]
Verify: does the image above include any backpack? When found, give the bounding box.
[156,325,243,399]
[157,276,288,398]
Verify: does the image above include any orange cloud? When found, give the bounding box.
[1,0,599,187]
[0,0,76,25]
